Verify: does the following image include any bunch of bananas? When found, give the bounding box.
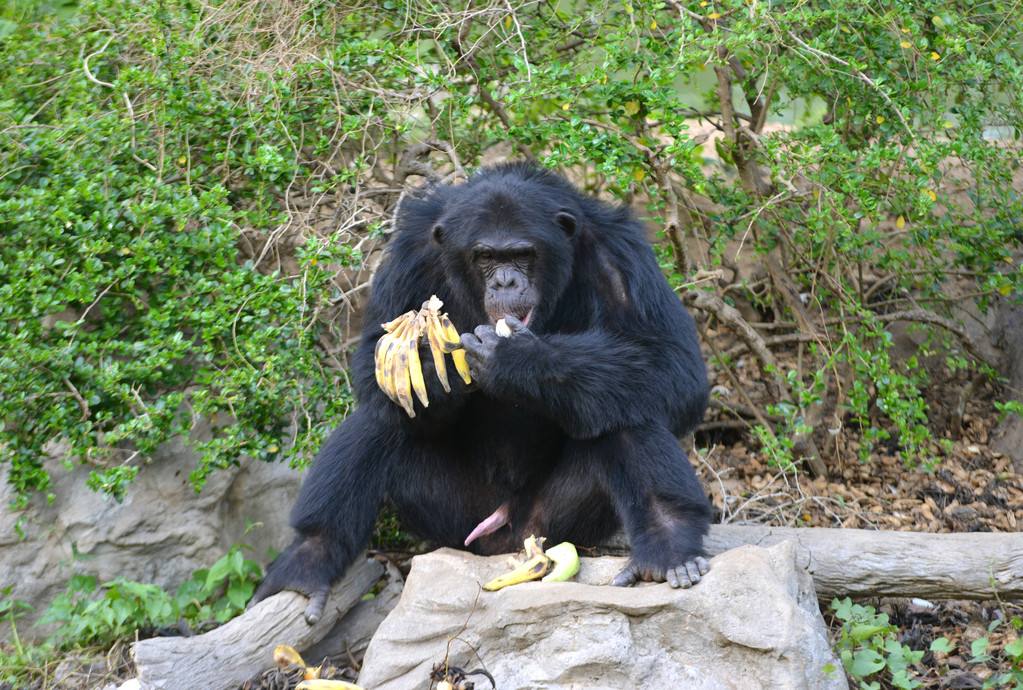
[374,295,472,417]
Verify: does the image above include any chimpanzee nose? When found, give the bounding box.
[494,267,522,290]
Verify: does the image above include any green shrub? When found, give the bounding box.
[2,0,1021,503]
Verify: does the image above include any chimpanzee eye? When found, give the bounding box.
[477,249,493,261]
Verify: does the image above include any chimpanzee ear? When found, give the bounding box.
[555,211,577,237]
[431,223,445,244]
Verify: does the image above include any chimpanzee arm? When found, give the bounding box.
[463,319,707,440]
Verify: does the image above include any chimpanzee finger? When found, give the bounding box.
[611,562,642,587]
[501,315,531,336]
[460,333,484,357]
[695,556,711,576]
[304,587,330,625]
[473,324,500,345]
[667,567,681,589]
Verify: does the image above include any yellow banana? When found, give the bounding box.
[425,312,451,393]
[437,313,463,353]
[392,329,415,417]
[451,348,472,385]
[381,310,415,333]
[407,324,429,408]
[379,318,409,403]
[374,332,391,394]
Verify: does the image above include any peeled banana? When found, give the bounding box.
[373,295,472,417]
[482,536,581,590]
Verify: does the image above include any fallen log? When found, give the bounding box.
[132,556,383,690]
[706,525,1021,600]
[603,525,1023,600]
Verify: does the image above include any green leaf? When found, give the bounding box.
[970,636,990,661]
[891,669,921,690]
[851,624,889,641]
[929,637,953,653]
[848,649,885,678]
[1004,637,1023,659]
[226,580,252,610]
[204,554,233,590]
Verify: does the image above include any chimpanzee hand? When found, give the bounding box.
[460,315,535,385]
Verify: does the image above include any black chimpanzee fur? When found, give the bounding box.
[251,162,711,621]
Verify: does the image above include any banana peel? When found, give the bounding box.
[272,643,326,681]
[273,644,305,669]
[483,536,580,590]
[374,295,471,417]
[542,541,580,582]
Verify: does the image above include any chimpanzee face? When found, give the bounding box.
[430,184,578,332]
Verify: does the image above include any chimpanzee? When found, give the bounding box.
[250,162,711,622]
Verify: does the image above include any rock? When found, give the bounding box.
[0,421,301,636]
[303,562,404,665]
[132,557,383,690]
[358,542,847,690]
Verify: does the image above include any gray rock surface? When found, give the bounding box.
[0,430,300,635]
[358,542,847,690]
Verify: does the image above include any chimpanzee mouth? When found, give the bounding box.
[490,307,533,328]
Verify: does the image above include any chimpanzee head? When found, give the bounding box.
[429,165,581,332]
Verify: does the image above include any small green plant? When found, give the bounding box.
[831,597,924,689]
[930,616,1023,689]
[39,545,262,648]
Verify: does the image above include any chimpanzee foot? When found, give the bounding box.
[302,586,330,624]
[611,555,710,589]
[247,536,335,624]
[248,580,330,624]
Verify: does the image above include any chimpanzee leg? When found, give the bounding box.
[551,424,712,588]
[250,406,397,622]
[387,443,511,553]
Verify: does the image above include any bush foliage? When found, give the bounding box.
[1,0,1021,503]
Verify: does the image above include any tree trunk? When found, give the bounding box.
[703,525,1023,600]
